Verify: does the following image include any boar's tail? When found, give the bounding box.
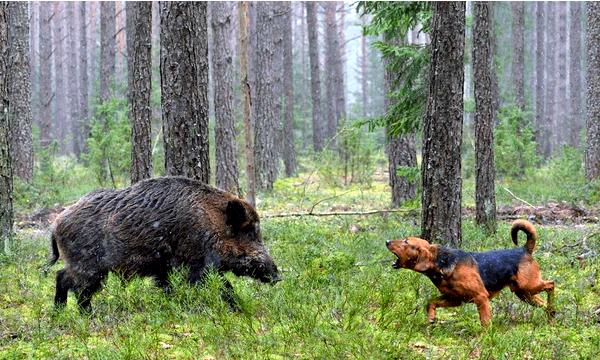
[47,233,60,267]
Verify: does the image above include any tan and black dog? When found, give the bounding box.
[386,220,555,326]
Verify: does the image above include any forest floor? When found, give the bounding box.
[1,166,599,359]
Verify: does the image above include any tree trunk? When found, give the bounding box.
[535,2,545,155]
[511,2,524,109]
[66,2,80,158]
[253,2,281,190]
[89,2,99,104]
[473,2,497,233]
[569,2,582,148]
[556,2,568,148]
[271,2,284,162]
[7,2,33,180]
[127,1,153,184]
[361,16,368,118]
[384,35,416,207]
[586,2,600,180]
[324,2,337,142]
[0,2,14,253]
[544,3,556,157]
[53,2,66,150]
[79,2,89,154]
[29,2,39,128]
[115,1,127,91]
[335,2,346,132]
[39,1,52,149]
[238,1,255,206]
[282,2,296,176]
[160,2,210,183]
[299,2,308,151]
[211,2,239,193]
[306,2,324,152]
[100,1,116,103]
[421,2,465,247]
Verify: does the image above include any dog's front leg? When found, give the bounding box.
[426,295,462,323]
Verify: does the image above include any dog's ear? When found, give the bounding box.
[413,245,436,272]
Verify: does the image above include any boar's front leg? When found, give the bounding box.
[188,263,241,311]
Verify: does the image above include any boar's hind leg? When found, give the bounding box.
[54,269,74,307]
[74,273,106,313]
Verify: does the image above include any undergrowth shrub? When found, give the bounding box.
[494,105,538,179]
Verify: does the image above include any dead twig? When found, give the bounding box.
[263,208,417,219]
[307,190,355,214]
[502,187,535,209]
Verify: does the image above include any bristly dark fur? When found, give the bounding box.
[50,176,280,312]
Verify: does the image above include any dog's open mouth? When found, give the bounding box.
[392,256,401,269]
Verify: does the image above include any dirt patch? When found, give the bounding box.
[16,205,65,229]
[465,202,599,225]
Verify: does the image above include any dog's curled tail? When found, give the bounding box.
[511,220,537,253]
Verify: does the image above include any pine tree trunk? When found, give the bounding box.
[544,3,556,157]
[66,2,80,158]
[160,2,210,183]
[384,35,416,207]
[238,1,255,206]
[569,2,582,148]
[39,1,52,149]
[324,2,337,143]
[535,2,545,155]
[361,17,368,118]
[586,2,600,180]
[79,2,89,153]
[306,2,324,152]
[0,3,14,253]
[100,1,116,103]
[53,2,66,150]
[127,1,153,184]
[7,2,33,180]
[335,2,346,130]
[89,2,98,104]
[421,2,465,247]
[271,2,284,162]
[473,2,497,233]
[29,2,38,125]
[253,2,280,190]
[556,2,568,148]
[211,1,239,193]
[282,2,296,177]
[299,2,308,151]
[511,2,524,109]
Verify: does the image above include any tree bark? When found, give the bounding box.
[127,1,153,184]
[7,2,33,180]
[421,2,465,247]
[306,2,324,152]
[556,2,568,148]
[160,2,210,183]
[79,2,89,153]
[211,2,239,193]
[335,2,346,131]
[384,35,416,207]
[238,1,255,206]
[473,2,497,233]
[0,2,14,253]
[361,17,368,118]
[511,2,524,109]
[38,1,52,149]
[66,2,80,158]
[569,2,582,148]
[53,2,66,150]
[535,2,545,155]
[324,2,337,142]
[100,1,116,103]
[586,2,600,180]
[29,2,38,125]
[282,2,296,176]
[544,3,556,157]
[253,1,281,190]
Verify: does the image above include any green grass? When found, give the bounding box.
[1,158,599,359]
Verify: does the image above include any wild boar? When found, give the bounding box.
[48,176,280,312]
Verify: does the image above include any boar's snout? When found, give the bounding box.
[254,258,281,284]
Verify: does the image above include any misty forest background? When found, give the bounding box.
[0,1,600,358]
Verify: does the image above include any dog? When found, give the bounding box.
[386,220,555,326]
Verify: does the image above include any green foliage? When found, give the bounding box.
[357,2,431,136]
[494,105,538,178]
[85,97,132,188]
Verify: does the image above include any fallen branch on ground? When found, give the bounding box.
[263,208,418,218]
[502,187,535,208]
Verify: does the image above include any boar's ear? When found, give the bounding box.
[225,199,248,230]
